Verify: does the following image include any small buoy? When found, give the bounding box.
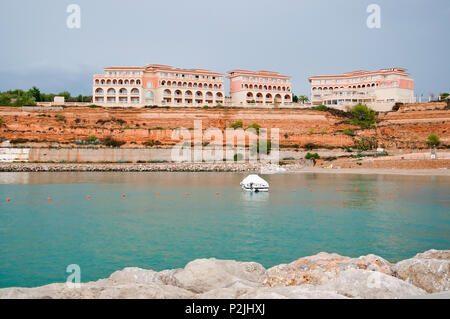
[87,195,91,199]
[354,187,358,192]
[376,187,379,191]
[415,186,419,190]
[396,186,399,190]
[216,192,219,196]
[47,197,51,201]
[185,192,189,196]
[156,192,160,196]
[336,188,339,192]
[122,193,126,198]
[292,189,296,192]
[7,198,11,202]
[434,186,437,189]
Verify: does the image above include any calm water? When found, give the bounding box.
[0,172,449,288]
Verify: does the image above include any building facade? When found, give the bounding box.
[93,64,225,107]
[308,67,415,111]
[228,70,292,107]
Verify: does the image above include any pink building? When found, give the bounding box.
[93,64,225,107]
[228,70,292,106]
[309,67,415,111]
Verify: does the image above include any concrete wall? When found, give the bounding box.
[0,148,326,163]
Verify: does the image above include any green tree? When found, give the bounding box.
[292,94,299,103]
[440,92,449,100]
[230,121,243,129]
[247,122,261,134]
[299,95,309,104]
[28,86,41,102]
[58,91,71,101]
[426,134,440,147]
[350,103,376,129]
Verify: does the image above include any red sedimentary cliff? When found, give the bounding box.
[0,103,448,149]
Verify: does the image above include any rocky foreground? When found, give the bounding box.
[1,250,448,299]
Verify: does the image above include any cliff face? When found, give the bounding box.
[0,250,448,299]
[0,103,448,149]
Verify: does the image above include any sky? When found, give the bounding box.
[0,0,449,97]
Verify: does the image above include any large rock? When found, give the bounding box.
[393,249,450,293]
[171,258,267,293]
[238,285,348,299]
[317,269,426,299]
[0,281,195,299]
[265,252,393,287]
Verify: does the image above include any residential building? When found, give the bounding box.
[93,64,225,107]
[308,67,415,111]
[228,70,292,107]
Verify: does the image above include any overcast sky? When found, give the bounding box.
[0,0,449,97]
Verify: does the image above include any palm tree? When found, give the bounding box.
[299,95,309,104]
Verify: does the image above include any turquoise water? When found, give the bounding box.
[0,172,449,288]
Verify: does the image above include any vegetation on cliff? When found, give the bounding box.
[426,134,440,147]
[350,103,376,128]
[0,87,92,106]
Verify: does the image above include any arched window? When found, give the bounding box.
[266,93,272,99]
[284,94,291,100]
[131,88,139,95]
[136,80,141,85]
[247,92,253,98]
[185,90,193,96]
[145,91,154,98]
[119,88,127,95]
[107,88,116,95]
[195,91,203,97]
[95,88,104,94]
[164,89,171,96]
[147,81,153,88]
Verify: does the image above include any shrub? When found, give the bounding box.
[55,114,66,122]
[308,129,315,135]
[315,104,328,111]
[343,128,355,136]
[247,122,261,134]
[143,139,162,147]
[0,116,4,126]
[320,129,328,135]
[233,153,244,161]
[354,136,378,151]
[10,138,29,144]
[230,121,243,129]
[426,134,440,147]
[88,104,100,108]
[305,152,320,160]
[87,135,97,142]
[103,136,126,147]
[152,127,165,130]
[350,103,376,128]
[203,105,209,109]
[304,142,317,150]
[392,102,403,111]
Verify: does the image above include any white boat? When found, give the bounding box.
[240,174,269,192]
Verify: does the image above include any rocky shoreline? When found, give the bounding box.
[0,162,312,172]
[1,250,448,299]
